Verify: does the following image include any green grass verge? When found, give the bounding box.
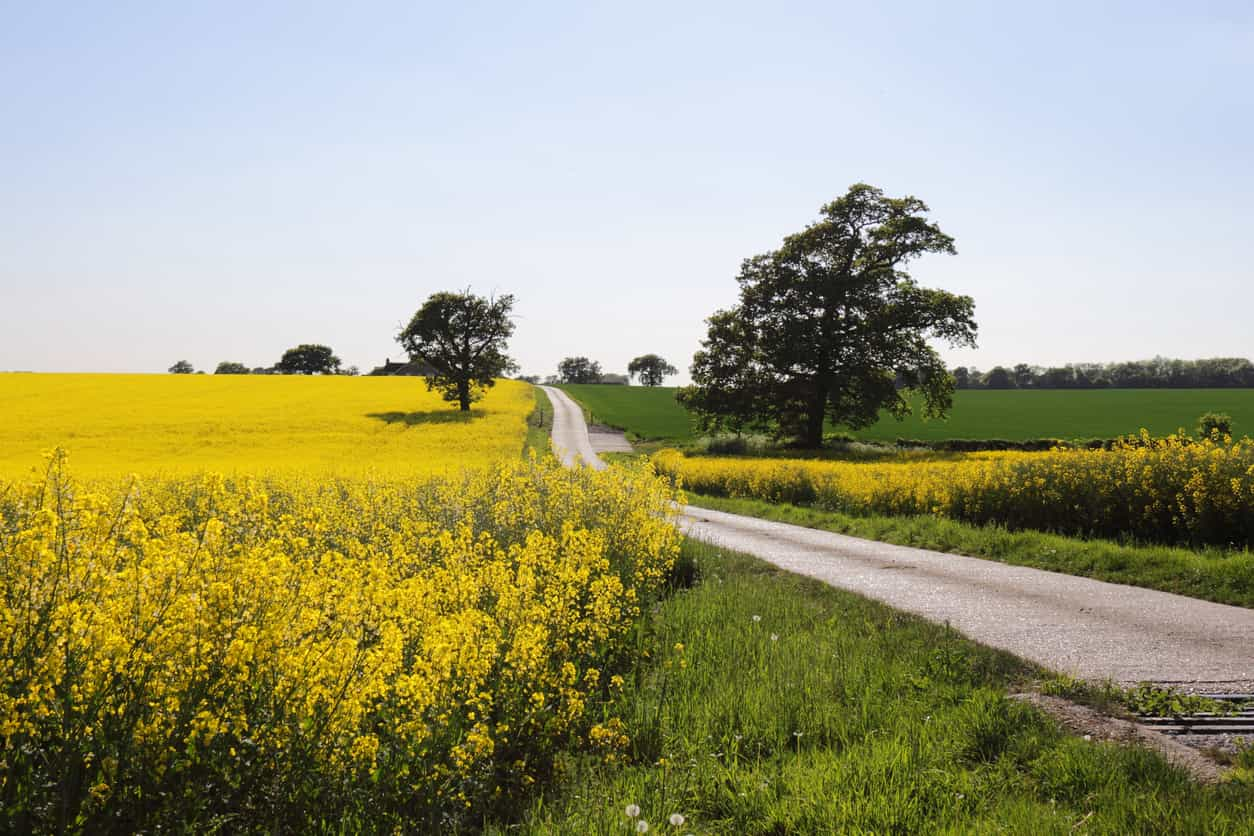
[488,542,1253,834]
[557,384,695,442]
[687,494,1254,609]
[524,385,554,457]
[556,386,1254,444]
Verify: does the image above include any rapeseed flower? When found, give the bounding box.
[653,433,1254,547]
[0,451,682,831]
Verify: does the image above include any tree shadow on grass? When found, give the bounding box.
[366,410,479,427]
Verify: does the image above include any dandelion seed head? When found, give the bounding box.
[636,820,649,833]
[752,614,761,622]
[669,813,686,826]
[626,803,640,818]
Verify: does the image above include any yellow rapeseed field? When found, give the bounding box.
[652,448,1025,512]
[0,372,693,829]
[0,452,683,830]
[654,433,1254,547]
[0,373,533,479]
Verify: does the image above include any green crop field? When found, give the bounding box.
[859,389,1254,442]
[559,385,1254,444]
[556,384,695,441]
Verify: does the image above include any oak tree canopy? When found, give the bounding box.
[678,184,977,447]
[398,291,517,411]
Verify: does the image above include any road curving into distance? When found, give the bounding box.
[540,385,607,470]
[540,385,1254,690]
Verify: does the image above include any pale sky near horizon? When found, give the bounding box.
[2,1,1251,384]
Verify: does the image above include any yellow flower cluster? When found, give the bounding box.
[652,448,1022,514]
[0,373,534,479]
[654,433,1254,547]
[0,451,682,831]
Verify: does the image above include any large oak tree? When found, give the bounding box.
[678,184,977,447]
[398,291,517,411]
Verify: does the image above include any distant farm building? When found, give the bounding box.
[368,358,438,376]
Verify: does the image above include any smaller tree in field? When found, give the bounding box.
[214,361,250,375]
[397,291,517,411]
[628,354,678,386]
[168,360,194,374]
[557,357,602,384]
[276,344,341,375]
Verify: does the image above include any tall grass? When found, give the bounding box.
[523,385,555,457]
[492,543,1254,834]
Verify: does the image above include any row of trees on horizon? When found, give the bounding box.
[169,345,358,376]
[169,348,680,388]
[170,346,1254,394]
[954,357,1254,390]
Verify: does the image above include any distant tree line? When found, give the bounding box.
[952,357,1254,390]
[168,344,360,376]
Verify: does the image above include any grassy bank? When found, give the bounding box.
[687,494,1254,609]
[525,384,554,456]
[489,542,1253,833]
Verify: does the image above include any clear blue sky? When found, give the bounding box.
[2,1,1251,382]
